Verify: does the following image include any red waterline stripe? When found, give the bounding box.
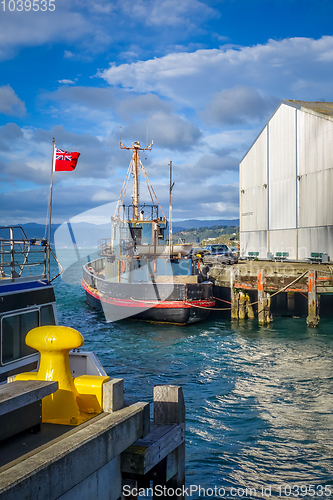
[82,279,215,309]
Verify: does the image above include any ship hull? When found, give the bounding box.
[82,262,214,325]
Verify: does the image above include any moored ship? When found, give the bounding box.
[82,140,214,324]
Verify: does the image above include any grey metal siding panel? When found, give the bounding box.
[298,227,333,259]
[240,128,268,232]
[240,231,268,259]
[269,229,297,259]
[269,104,297,230]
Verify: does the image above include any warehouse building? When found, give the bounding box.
[240,100,333,260]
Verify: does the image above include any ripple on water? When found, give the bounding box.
[53,270,333,496]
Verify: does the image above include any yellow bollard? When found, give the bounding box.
[15,326,110,425]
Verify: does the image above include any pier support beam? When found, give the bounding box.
[307,271,320,327]
[257,269,272,326]
[287,292,295,312]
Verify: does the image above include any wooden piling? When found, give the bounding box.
[245,294,255,319]
[307,270,320,327]
[153,385,185,499]
[257,269,272,325]
[121,385,185,499]
[239,291,246,320]
[230,267,239,320]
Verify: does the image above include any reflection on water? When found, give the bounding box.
[53,262,333,498]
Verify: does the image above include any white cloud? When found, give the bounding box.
[119,0,218,27]
[100,36,333,108]
[58,79,76,85]
[0,0,219,62]
[0,85,26,117]
[123,111,202,151]
[92,190,117,202]
[201,86,279,126]
[0,1,115,61]
[64,50,75,59]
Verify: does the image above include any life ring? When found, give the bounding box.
[120,260,126,273]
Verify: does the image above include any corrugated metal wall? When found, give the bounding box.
[240,230,268,258]
[240,102,333,259]
[269,104,297,230]
[298,110,333,228]
[240,128,268,233]
[269,229,297,259]
[298,227,333,259]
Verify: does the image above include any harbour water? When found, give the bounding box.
[54,257,333,498]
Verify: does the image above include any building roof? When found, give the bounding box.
[240,100,333,163]
[284,100,333,119]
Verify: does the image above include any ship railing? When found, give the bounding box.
[0,226,48,280]
[116,204,162,222]
[98,238,113,257]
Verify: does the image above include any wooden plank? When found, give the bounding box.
[0,381,58,416]
[317,286,333,293]
[121,423,185,475]
[156,276,198,284]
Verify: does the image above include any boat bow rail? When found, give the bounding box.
[0,226,62,283]
[0,226,48,281]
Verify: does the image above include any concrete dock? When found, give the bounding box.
[0,381,185,500]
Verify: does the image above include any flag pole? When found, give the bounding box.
[48,138,55,282]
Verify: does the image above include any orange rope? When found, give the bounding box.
[213,296,231,305]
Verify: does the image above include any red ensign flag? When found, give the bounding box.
[53,148,80,172]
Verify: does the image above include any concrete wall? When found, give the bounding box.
[59,457,121,500]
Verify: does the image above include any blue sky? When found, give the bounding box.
[1,0,333,225]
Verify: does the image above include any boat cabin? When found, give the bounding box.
[0,226,57,381]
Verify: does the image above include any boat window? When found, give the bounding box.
[40,305,55,326]
[1,310,38,364]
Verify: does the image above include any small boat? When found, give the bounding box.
[82,141,215,325]
[0,225,106,382]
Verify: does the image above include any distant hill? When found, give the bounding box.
[13,223,110,248]
[173,219,239,232]
[173,224,239,245]
[14,223,60,242]
[8,219,239,247]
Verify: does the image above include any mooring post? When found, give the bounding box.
[257,269,271,325]
[307,270,320,327]
[153,385,185,499]
[230,267,239,320]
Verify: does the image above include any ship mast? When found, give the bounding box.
[132,142,140,221]
[120,140,153,221]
